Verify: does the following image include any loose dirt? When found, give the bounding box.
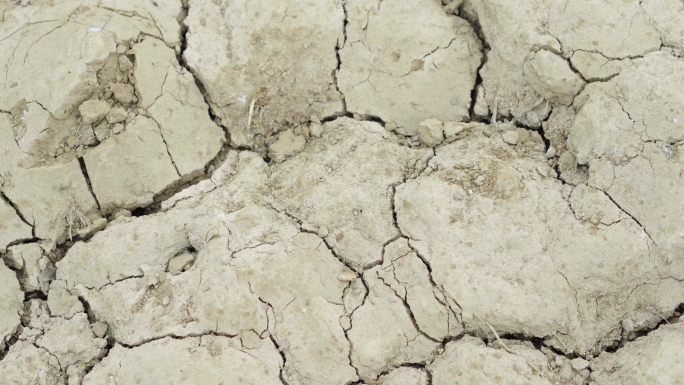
[1,0,683,384]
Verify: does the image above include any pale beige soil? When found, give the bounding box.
[1,0,683,384]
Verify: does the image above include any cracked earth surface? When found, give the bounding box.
[1,0,683,384]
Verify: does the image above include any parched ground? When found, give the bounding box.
[1,0,683,384]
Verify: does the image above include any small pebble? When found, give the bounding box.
[502,130,519,145]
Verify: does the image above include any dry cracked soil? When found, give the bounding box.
[0,0,683,384]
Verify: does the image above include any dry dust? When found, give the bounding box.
[0,0,683,384]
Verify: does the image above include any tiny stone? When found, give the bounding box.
[118,55,133,72]
[385,121,397,131]
[515,127,530,143]
[310,123,323,137]
[317,225,329,238]
[621,319,634,333]
[167,252,195,274]
[546,146,557,158]
[570,358,590,371]
[536,164,550,177]
[502,130,519,145]
[269,129,306,163]
[111,123,124,135]
[4,249,24,269]
[112,209,132,219]
[443,121,465,138]
[106,107,128,124]
[93,122,111,142]
[338,269,357,282]
[92,322,108,338]
[66,136,79,147]
[79,100,110,125]
[109,84,135,106]
[418,118,444,146]
[77,217,107,238]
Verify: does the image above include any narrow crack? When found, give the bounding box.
[602,190,656,245]
[116,331,239,350]
[175,0,229,144]
[77,157,102,213]
[375,270,440,344]
[146,115,182,177]
[248,284,293,385]
[0,191,35,237]
[331,0,349,116]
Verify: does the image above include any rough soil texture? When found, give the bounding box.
[0,0,683,384]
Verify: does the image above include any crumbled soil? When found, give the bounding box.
[1,0,683,384]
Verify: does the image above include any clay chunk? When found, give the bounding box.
[83,116,180,213]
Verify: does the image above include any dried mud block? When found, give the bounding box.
[349,269,438,382]
[568,53,684,252]
[7,243,52,293]
[339,0,482,136]
[147,78,225,178]
[460,0,557,126]
[268,129,306,163]
[36,314,107,368]
[78,100,111,125]
[106,107,128,124]
[2,160,102,243]
[0,197,32,252]
[233,233,357,385]
[133,37,225,178]
[468,0,659,126]
[83,116,180,214]
[0,1,180,126]
[201,151,268,207]
[57,210,209,290]
[0,262,23,350]
[590,323,684,385]
[109,84,135,106]
[569,51,633,82]
[547,0,660,59]
[524,49,585,105]
[47,280,84,319]
[166,252,195,274]
[0,341,65,385]
[184,0,345,148]
[568,185,622,226]
[129,37,176,109]
[96,0,184,47]
[429,336,552,385]
[378,239,462,340]
[566,88,643,166]
[378,367,429,385]
[270,118,431,269]
[76,266,268,346]
[56,181,274,346]
[11,102,54,155]
[83,336,283,385]
[0,6,115,120]
[161,179,216,211]
[198,202,300,256]
[395,128,684,355]
[418,119,445,147]
[641,0,684,55]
